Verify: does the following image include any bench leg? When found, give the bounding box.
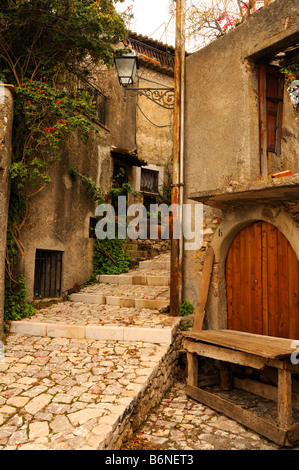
[278,366,292,429]
[220,361,233,391]
[187,352,198,387]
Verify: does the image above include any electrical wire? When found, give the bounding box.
[137,103,173,128]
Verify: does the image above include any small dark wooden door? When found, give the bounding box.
[226,221,299,339]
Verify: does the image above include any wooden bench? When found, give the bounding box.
[183,329,299,446]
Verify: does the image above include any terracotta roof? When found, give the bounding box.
[126,32,175,72]
[128,31,175,55]
[111,147,147,167]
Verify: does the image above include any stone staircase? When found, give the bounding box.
[70,255,170,311]
[5,252,184,450]
[10,253,177,344]
[126,240,171,268]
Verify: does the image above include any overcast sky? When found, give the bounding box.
[119,0,176,46]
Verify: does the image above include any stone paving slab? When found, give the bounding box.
[69,282,170,309]
[124,381,284,451]
[139,259,170,270]
[10,303,176,328]
[9,303,180,343]
[76,284,169,299]
[1,332,287,451]
[0,334,173,450]
[97,274,170,286]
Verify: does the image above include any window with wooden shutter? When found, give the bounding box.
[258,64,284,177]
[140,168,159,193]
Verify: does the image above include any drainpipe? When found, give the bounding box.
[170,0,184,316]
[179,0,186,307]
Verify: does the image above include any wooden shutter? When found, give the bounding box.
[258,64,284,177]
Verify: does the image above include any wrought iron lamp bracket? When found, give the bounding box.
[124,87,174,109]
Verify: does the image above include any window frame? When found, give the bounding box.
[258,63,284,178]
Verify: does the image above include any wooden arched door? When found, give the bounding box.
[226,221,299,339]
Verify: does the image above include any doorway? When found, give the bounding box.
[225,221,299,339]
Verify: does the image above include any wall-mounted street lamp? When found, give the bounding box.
[114,51,174,109]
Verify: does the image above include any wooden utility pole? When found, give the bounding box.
[170,0,185,316]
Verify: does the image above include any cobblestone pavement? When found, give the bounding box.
[77,284,170,300]
[0,330,289,451]
[122,381,282,451]
[1,252,293,451]
[0,333,170,450]
[14,302,176,328]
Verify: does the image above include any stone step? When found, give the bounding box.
[139,259,171,270]
[128,251,150,261]
[9,320,178,343]
[69,293,169,310]
[97,274,170,286]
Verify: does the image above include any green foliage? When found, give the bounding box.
[0,0,130,85]
[108,167,139,207]
[179,319,193,331]
[70,168,104,202]
[180,300,194,317]
[91,238,131,280]
[4,195,36,321]
[4,275,36,321]
[281,64,299,86]
[0,0,131,319]
[11,78,101,195]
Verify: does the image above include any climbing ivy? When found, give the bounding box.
[90,238,131,281]
[71,167,138,283]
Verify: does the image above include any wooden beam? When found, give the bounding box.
[234,376,299,411]
[198,375,220,387]
[186,385,290,446]
[193,246,214,332]
[286,422,299,446]
[187,352,198,387]
[278,366,293,429]
[220,362,233,391]
[183,338,267,370]
[258,64,268,179]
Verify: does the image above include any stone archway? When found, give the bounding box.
[207,205,299,332]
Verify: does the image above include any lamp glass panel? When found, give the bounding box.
[115,56,137,86]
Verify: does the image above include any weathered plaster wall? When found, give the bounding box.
[93,66,138,156]
[183,0,299,325]
[20,69,138,299]
[136,66,174,170]
[0,86,14,338]
[184,0,299,196]
[182,204,222,309]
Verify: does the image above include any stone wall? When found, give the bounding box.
[183,0,299,330]
[20,68,138,299]
[182,205,222,313]
[101,332,182,450]
[0,86,14,339]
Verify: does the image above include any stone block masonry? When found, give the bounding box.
[102,334,182,450]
